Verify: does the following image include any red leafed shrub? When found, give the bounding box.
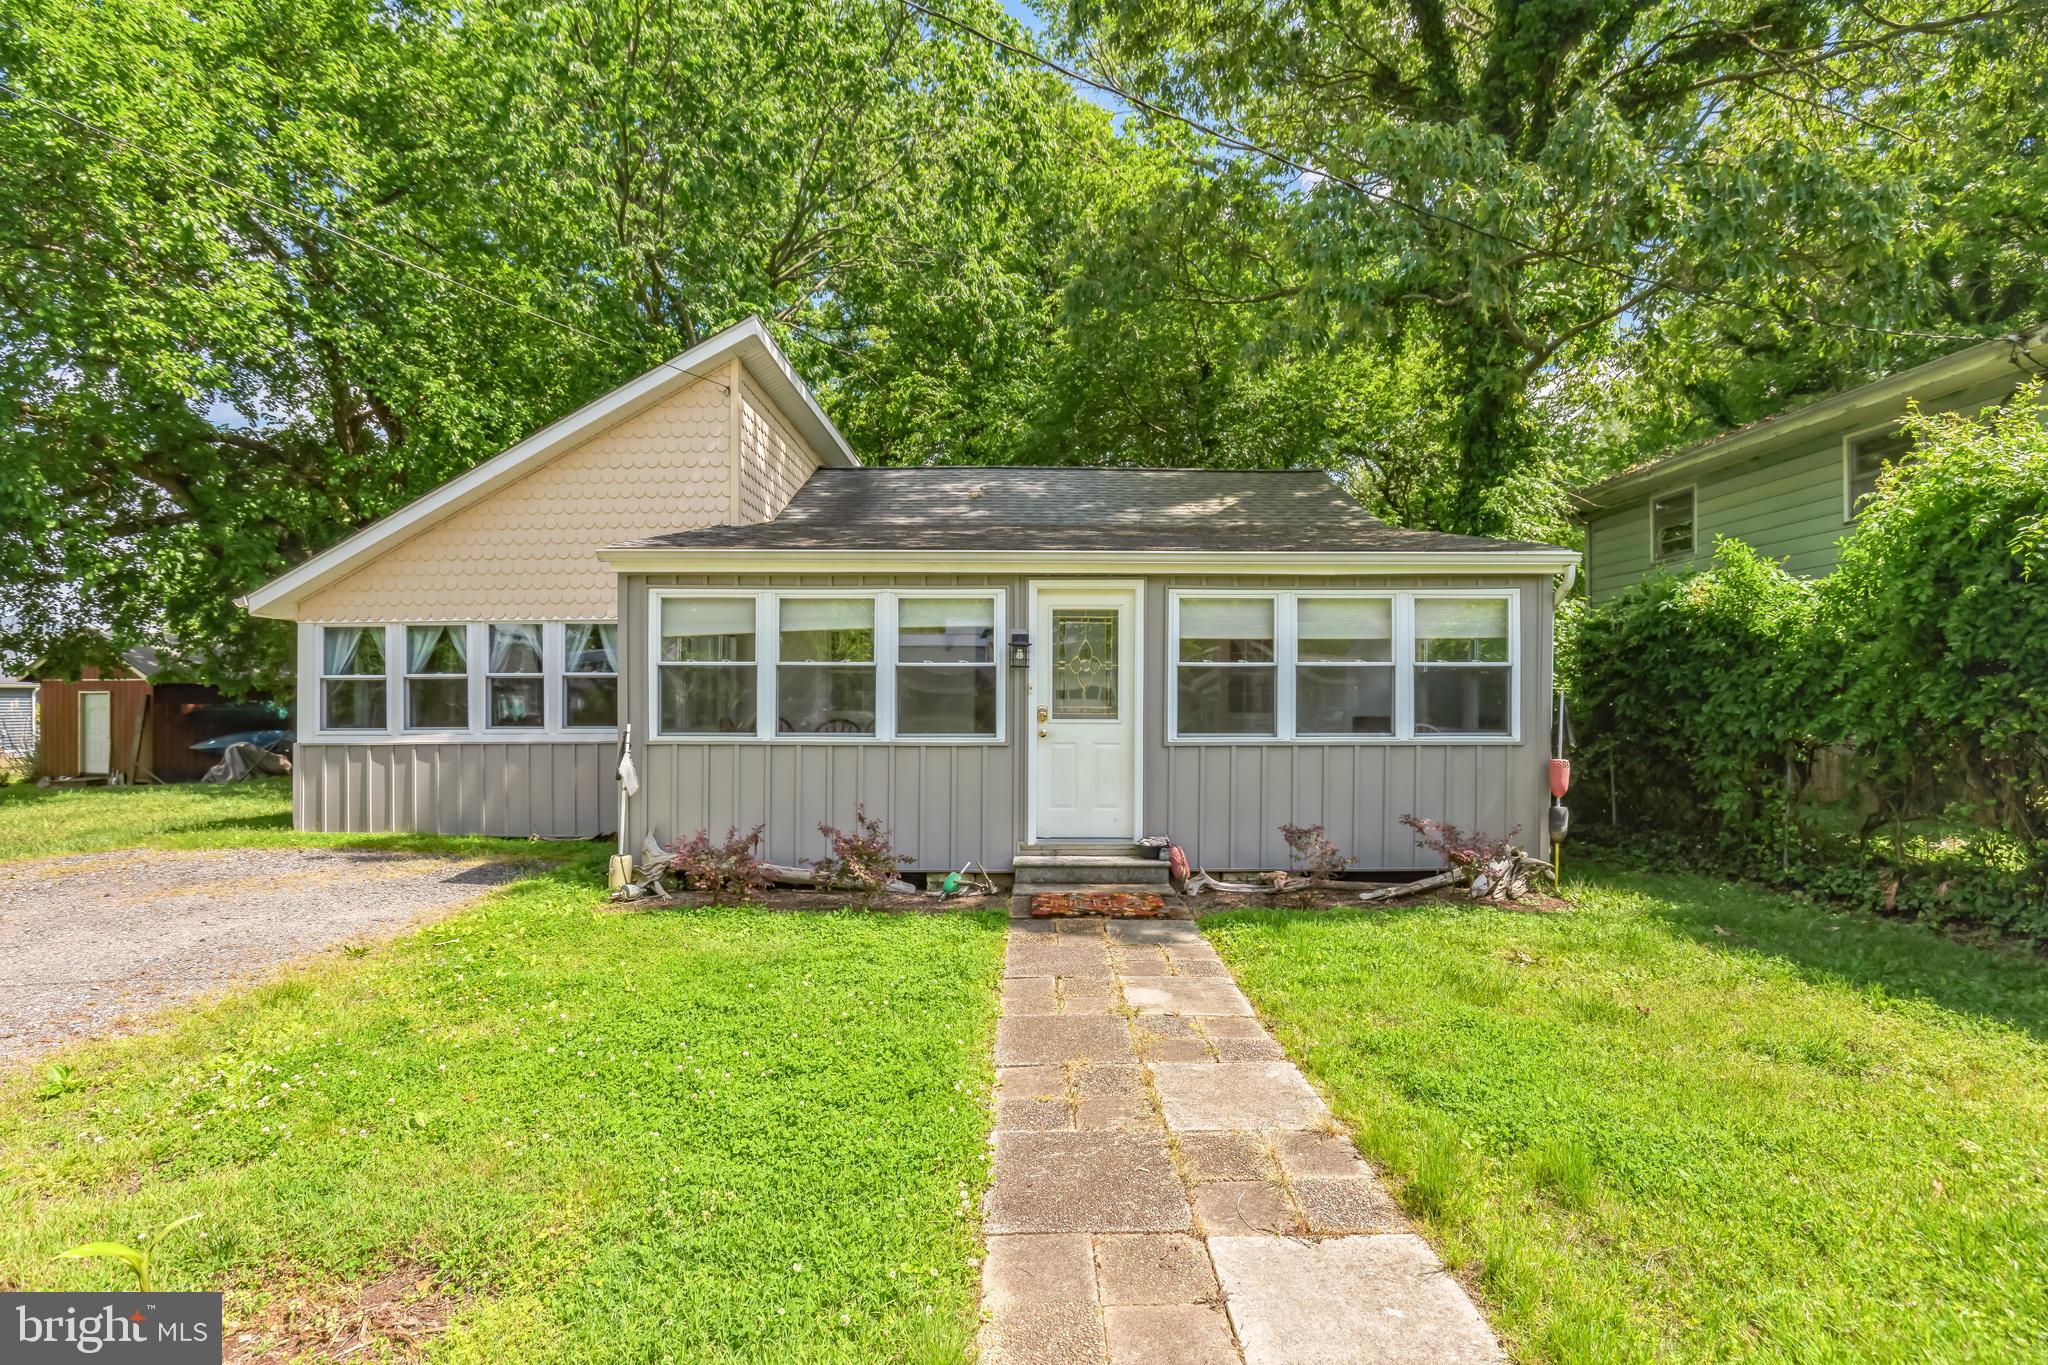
[1279,823,1352,880]
[812,804,911,905]
[1401,814,1522,871]
[670,824,769,901]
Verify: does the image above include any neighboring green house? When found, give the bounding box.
[1574,325,2048,602]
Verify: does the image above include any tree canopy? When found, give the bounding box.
[2,0,2041,689]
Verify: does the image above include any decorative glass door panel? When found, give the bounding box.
[1051,610,1119,719]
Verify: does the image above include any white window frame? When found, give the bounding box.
[1168,593,1286,740]
[1649,485,1697,565]
[403,623,475,735]
[647,588,1006,745]
[1843,421,1908,523]
[317,624,392,734]
[561,622,621,732]
[484,622,547,730]
[893,592,1007,742]
[1292,593,1400,740]
[1166,589,1519,745]
[298,622,621,743]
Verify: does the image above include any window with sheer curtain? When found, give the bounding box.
[405,625,469,729]
[486,624,545,728]
[563,623,618,728]
[321,626,387,730]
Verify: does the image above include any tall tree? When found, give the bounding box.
[1058,0,2041,534]
[0,0,1139,687]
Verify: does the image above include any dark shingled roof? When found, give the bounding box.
[613,468,1568,554]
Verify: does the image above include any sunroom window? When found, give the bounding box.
[563,623,619,729]
[777,598,876,735]
[487,624,545,728]
[405,625,469,729]
[897,597,997,736]
[658,598,757,734]
[1175,597,1277,736]
[321,626,386,730]
[1295,597,1394,736]
[1413,598,1512,736]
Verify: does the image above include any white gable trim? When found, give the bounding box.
[238,317,856,619]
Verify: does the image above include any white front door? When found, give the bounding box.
[80,691,111,775]
[1031,585,1139,841]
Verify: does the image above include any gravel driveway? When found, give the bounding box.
[0,847,537,1063]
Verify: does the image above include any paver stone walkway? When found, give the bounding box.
[979,915,1502,1365]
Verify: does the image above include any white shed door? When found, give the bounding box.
[1031,586,1139,842]
[80,691,111,774]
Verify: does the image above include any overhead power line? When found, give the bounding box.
[896,0,1997,347]
[0,79,732,394]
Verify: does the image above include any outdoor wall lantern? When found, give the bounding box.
[1008,631,1031,668]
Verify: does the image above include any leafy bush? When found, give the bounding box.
[1279,823,1352,880]
[1821,387,2048,859]
[1400,815,1523,870]
[1567,537,1826,856]
[669,824,769,902]
[812,805,910,905]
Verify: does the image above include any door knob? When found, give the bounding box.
[1035,705,1049,723]
[1037,727,1048,738]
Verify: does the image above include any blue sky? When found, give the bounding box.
[998,0,1131,117]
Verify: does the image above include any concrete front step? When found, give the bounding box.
[1012,853,1170,886]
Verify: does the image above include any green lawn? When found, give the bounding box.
[1206,865,2048,1362]
[0,777,550,862]
[0,848,1007,1362]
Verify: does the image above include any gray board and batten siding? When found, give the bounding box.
[294,741,616,838]
[619,570,1556,875]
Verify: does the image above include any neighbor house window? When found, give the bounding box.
[1651,489,1695,562]
[658,598,758,734]
[563,623,619,729]
[777,598,876,735]
[1175,597,1277,736]
[321,626,387,730]
[405,625,469,729]
[487,624,545,728]
[1846,426,1913,519]
[1295,597,1395,736]
[897,596,997,737]
[1168,590,1517,742]
[1413,598,1512,736]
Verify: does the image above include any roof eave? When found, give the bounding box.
[238,317,855,619]
[1573,329,2048,512]
[595,546,1582,574]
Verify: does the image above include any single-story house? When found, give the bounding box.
[1574,323,2048,602]
[241,317,1579,873]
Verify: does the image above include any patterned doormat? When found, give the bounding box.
[1029,891,1170,918]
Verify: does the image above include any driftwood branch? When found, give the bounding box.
[1358,869,1465,902]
